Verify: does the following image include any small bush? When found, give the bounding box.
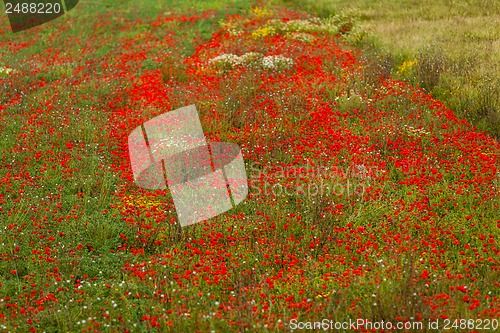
[160,54,188,83]
[415,44,447,92]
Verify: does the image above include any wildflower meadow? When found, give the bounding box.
[0,0,499,332]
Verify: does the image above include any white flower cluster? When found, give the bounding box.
[403,124,431,137]
[0,66,15,76]
[208,53,242,70]
[209,52,294,72]
[285,32,315,43]
[239,52,264,66]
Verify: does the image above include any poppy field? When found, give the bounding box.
[0,0,499,332]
